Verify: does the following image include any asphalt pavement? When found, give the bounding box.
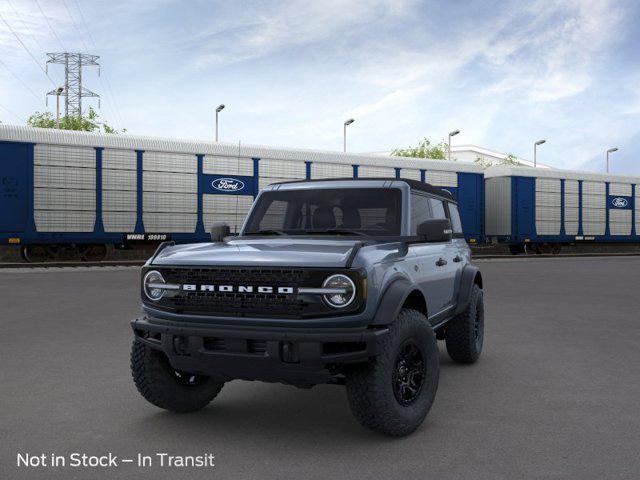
[1,257,640,480]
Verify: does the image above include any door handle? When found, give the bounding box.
[436,258,447,267]
[453,255,462,263]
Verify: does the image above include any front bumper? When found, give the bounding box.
[131,316,388,387]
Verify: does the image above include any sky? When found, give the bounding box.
[0,0,639,174]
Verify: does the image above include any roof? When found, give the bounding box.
[0,124,484,174]
[451,144,553,169]
[269,177,456,202]
[484,164,640,184]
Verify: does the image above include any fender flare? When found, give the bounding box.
[454,264,483,315]
[370,277,420,326]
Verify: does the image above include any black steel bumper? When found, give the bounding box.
[131,316,389,386]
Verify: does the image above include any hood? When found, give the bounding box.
[151,237,362,268]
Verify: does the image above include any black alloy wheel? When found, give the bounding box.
[392,341,426,406]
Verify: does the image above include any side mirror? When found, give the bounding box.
[416,219,452,242]
[210,222,230,242]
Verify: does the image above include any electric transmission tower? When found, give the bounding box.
[46,53,100,118]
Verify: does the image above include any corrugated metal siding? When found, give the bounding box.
[142,151,197,233]
[259,159,306,190]
[143,151,197,173]
[311,162,354,179]
[582,181,606,235]
[636,185,640,233]
[610,210,632,235]
[143,213,197,232]
[425,170,457,187]
[0,125,483,174]
[401,169,421,181]
[609,183,632,196]
[203,194,253,233]
[564,180,579,235]
[143,171,197,193]
[33,144,96,232]
[485,177,511,236]
[535,178,561,235]
[102,149,137,232]
[358,165,396,178]
[203,155,253,176]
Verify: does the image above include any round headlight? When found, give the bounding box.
[143,270,165,301]
[322,274,356,309]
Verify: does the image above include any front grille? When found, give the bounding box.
[151,267,335,318]
[155,268,314,318]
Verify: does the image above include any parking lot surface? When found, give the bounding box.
[2,257,640,480]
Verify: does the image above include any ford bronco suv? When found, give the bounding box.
[131,178,484,436]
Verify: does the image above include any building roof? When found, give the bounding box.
[0,124,483,174]
[451,144,552,169]
[484,164,640,184]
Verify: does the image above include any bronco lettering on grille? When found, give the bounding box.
[181,284,295,294]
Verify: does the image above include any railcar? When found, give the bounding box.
[485,165,640,254]
[0,125,485,261]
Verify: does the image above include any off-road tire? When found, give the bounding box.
[445,283,484,363]
[131,341,224,413]
[345,308,439,437]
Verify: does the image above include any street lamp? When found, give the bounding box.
[215,104,225,142]
[343,118,355,152]
[534,139,546,167]
[54,86,64,129]
[448,129,460,162]
[606,147,618,173]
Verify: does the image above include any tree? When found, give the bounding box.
[474,152,523,169]
[392,138,451,160]
[27,107,125,133]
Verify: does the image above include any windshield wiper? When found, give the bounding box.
[245,229,287,236]
[306,228,368,237]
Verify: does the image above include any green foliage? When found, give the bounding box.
[503,153,521,165]
[391,138,451,160]
[27,107,125,133]
[474,152,523,169]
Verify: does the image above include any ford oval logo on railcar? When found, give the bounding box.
[212,178,245,192]
[611,197,629,208]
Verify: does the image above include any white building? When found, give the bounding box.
[366,145,553,169]
[450,145,552,169]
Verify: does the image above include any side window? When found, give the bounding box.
[448,203,463,234]
[428,198,447,220]
[410,193,432,234]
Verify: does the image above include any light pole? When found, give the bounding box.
[55,86,64,128]
[448,129,460,161]
[343,118,354,152]
[606,147,618,173]
[215,104,225,142]
[534,139,546,167]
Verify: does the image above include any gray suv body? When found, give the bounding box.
[131,178,484,436]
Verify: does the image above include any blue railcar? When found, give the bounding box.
[485,165,640,254]
[0,125,485,261]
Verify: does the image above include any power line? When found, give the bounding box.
[6,0,46,54]
[70,0,125,129]
[0,11,56,87]
[71,0,96,48]
[34,0,66,52]
[0,102,25,122]
[5,0,64,85]
[0,57,42,101]
[61,0,89,51]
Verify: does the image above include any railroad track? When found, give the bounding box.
[2,252,640,268]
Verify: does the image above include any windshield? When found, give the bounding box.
[243,188,402,236]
